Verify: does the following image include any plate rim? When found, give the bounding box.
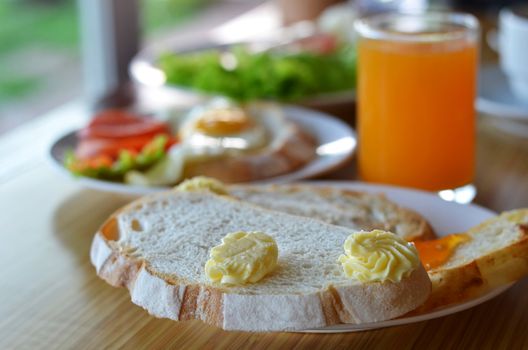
[477,64,528,120]
[47,105,357,195]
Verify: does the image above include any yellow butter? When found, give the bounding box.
[502,210,527,224]
[205,231,278,285]
[338,230,420,283]
[176,176,228,195]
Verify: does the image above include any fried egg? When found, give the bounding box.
[178,100,268,156]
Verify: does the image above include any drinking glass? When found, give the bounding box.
[355,12,479,201]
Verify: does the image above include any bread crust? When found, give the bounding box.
[91,201,431,332]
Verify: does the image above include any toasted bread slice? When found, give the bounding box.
[183,123,316,183]
[91,191,431,332]
[413,209,528,313]
[230,184,436,242]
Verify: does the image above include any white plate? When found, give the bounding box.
[48,106,357,195]
[477,64,528,120]
[296,181,511,333]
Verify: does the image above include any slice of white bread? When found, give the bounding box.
[413,209,528,314]
[91,191,431,332]
[229,184,436,242]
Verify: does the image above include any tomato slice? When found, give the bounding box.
[75,109,176,161]
[78,109,170,139]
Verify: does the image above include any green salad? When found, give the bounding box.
[158,45,356,102]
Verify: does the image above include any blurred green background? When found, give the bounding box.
[0,0,206,103]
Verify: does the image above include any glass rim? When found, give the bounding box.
[354,12,480,43]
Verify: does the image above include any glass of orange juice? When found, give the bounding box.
[355,13,479,201]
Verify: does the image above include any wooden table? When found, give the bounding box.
[1,101,527,349]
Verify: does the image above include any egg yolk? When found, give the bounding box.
[414,233,471,271]
[195,108,253,136]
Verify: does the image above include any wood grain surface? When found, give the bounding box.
[1,101,528,350]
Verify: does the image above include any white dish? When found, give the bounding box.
[477,64,528,120]
[48,106,357,195]
[296,181,511,333]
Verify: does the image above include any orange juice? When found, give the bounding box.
[356,14,479,191]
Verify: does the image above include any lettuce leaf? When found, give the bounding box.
[158,45,356,101]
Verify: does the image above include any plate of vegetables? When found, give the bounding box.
[130,32,357,106]
[49,104,357,195]
[59,110,175,183]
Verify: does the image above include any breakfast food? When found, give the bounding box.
[175,176,228,195]
[228,182,528,314]
[65,110,175,180]
[229,183,435,241]
[175,178,434,241]
[338,230,420,283]
[412,209,528,313]
[65,101,316,185]
[91,190,431,331]
[205,231,279,285]
[90,177,528,331]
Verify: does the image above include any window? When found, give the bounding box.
[0,0,211,134]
